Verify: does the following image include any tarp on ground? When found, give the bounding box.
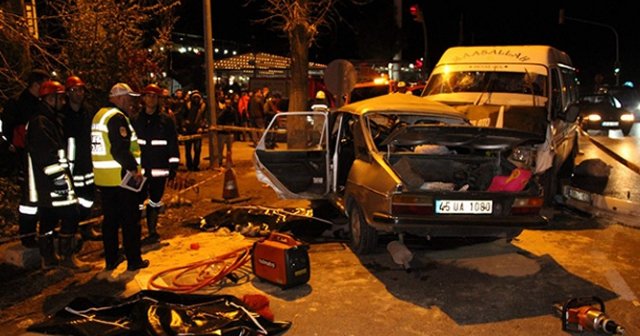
[27,290,291,336]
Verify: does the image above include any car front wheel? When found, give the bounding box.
[349,204,378,255]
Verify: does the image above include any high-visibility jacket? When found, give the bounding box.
[91,107,140,187]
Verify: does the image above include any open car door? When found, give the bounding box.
[253,112,331,200]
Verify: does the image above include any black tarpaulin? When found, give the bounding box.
[28,290,291,336]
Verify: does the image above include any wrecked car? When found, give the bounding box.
[254,93,549,254]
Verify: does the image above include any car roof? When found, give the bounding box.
[339,92,466,119]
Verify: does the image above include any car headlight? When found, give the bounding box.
[620,113,635,122]
[509,146,536,167]
[586,114,602,121]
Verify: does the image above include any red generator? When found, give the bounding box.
[252,232,310,289]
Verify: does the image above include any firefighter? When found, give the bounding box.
[25,81,87,270]
[91,83,149,272]
[2,69,50,248]
[132,84,179,244]
[62,76,98,240]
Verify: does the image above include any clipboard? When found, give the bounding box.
[120,170,146,192]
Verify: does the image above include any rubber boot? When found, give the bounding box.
[58,233,92,273]
[38,232,59,270]
[143,207,160,244]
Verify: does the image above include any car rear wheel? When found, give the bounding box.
[349,204,377,255]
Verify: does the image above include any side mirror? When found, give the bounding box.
[559,104,580,123]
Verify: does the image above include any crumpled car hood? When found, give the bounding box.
[381,125,544,150]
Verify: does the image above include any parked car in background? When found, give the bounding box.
[254,94,549,254]
[578,93,635,136]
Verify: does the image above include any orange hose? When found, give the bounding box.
[147,246,252,293]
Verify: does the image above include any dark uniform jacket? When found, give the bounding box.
[132,109,179,178]
[61,103,95,194]
[25,102,76,208]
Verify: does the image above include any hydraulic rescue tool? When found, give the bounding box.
[553,296,625,335]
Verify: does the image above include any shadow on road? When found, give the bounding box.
[355,238,617,326]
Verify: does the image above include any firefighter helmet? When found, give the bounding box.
[142,83,163,95]
[65,76,86,89]
[39,80,65,97]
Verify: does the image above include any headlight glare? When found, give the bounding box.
[620,113,634,122]
[587,114,602,121]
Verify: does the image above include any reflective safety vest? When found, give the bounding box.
[91,107,141,187]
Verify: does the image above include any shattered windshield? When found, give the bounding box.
[424,71,547,96]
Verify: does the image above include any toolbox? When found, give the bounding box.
[251,232,310,289]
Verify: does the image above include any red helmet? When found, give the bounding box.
[65,75,86,89]
[142,83,163,95]
[39,80,65,97]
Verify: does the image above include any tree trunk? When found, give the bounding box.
[287,23,312,149]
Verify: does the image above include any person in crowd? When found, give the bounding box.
[309,90,329,111]
[169,88,185,135]
[132,84,179,244]
[91,82,149,272]
[217,97,239,167]
[248,88,265,146]
[26,80,89,271]
[262,85,271,100]
[1,69,50,248]
[237,90,250,141]
[160,87,177,125]
[263,91,281,126]
[181,90,207,171]
[395,81,409,94]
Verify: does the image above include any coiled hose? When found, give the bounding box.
[148,245,252,293]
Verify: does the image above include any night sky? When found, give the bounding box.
[176,1,639,89]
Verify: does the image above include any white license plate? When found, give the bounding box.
[435,200,493,214]
[602,121,619,127]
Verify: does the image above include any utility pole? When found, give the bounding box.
[203,0,219,169]
[410,4,428,78]
[559,9,620,86]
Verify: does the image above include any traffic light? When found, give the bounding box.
[410,4,423,23]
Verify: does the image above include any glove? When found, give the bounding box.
[53,175,71,196]
[168,169,177,181]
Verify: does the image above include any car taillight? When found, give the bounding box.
[511,197,543,215]
[392,195,434,215]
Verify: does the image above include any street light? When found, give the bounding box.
[559,9,620,86]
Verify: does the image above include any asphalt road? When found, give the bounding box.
[578,125,640,203]
[178,141,640,335]
[5,136,640,336]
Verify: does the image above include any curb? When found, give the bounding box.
[564,185,640,229]
[566,130,640,228]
